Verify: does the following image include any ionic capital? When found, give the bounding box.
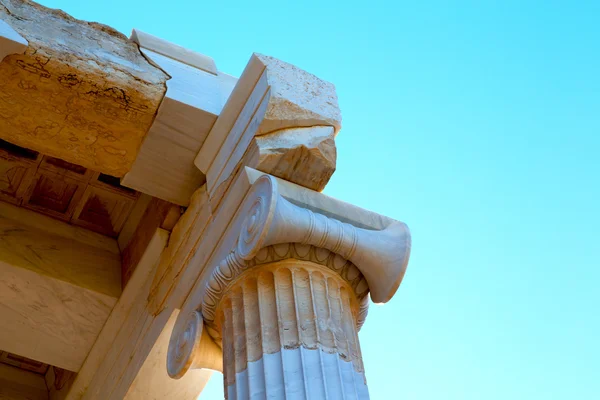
[167,172,411,380]
[212,174,411,306]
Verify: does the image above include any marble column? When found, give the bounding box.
[167,174,411,400]
[218,251,370,399]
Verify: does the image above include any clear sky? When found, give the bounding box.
[36,0,599,398]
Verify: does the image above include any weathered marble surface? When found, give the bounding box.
[228,348,369,399]
[255,53,341,136]
[167,172,411,400]
[196,53,342,205]
[122,33,238,205]
[251,125,336,191]
[0,201,121,372]
[126,310,213,400]
[0,0,168,176]
[0,364,48,400]
[220,261,369,400]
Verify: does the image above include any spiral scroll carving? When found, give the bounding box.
[237,193,274,260]
[230,175,411,304]
[167,310,202,379]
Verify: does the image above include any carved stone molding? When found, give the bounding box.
[202,243,369,328]
[226,174,411,304]
[169,244,371,381]
[167,174,411,384]
[167,310,222,379]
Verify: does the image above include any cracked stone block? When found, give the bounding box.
[0,0,168,177]
[252,126,336,191]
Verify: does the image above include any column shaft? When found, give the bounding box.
[218,260,370,400]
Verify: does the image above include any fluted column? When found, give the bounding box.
[218,258,369,399]
[167,174,411,400]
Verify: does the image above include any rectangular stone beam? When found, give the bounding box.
[194,53,341,207]
[0,202,121,372]
[124,310,212,400]
[64,228,169,399]
[121,30,237,206]
[66,184,223,398]
[0,0,168,177]
[67,189,216,398]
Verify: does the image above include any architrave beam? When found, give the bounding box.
[0,0,168,177]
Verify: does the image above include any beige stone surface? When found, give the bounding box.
[166,310,223,379]
[117,193,153,251]
[0,201,121,297]
[67,229,168,399]
[126,310,213,400]
[0,0,168,177]
[147,185,212,314]
[121,42,236,205]
[202,244,370,328]
[0,364,48,400]
[0,6,412,397]
[219,260,364,383]
[254,53,341,136]
[252,125,336,191]
[167,170,411,390]
[194,55,266,174]
[244,167,391,230]
[0,202,121,372]
[211,173,410,304]
[195,53,342,204]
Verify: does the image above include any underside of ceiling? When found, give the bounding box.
[0,139,140,237]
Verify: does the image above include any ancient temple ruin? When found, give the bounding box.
[0,1,411,398]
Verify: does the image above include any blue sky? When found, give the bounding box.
[38,0,599,398]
